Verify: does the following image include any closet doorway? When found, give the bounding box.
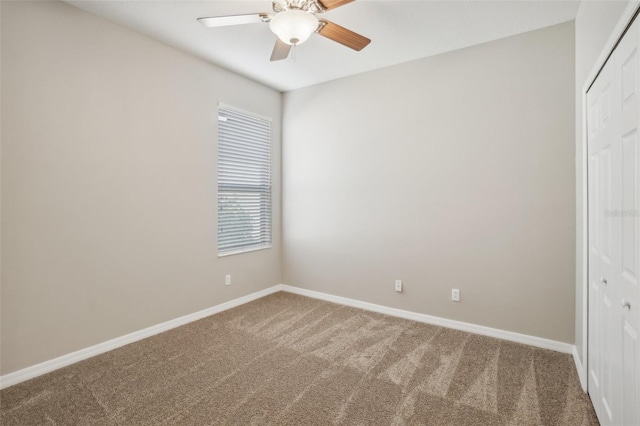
[586,12,640,426]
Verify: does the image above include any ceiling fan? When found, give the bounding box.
[198,0,371,61]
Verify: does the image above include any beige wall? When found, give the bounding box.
[574,0,630,367]
[0,0,282,374]
[283,22,576,343]
[0,0,595,377]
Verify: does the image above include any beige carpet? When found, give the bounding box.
[1,292,599,425]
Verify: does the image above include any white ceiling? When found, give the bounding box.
[65,0,580,92]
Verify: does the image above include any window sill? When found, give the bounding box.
[218,244,272,258]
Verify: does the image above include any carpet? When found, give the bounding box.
[0,292,599,425]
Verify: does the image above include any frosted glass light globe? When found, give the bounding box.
[269,10,319,46]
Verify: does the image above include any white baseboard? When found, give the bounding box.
[1,283,577,390]
[279,284,574,354]
[0,285,283,390]
[573,345,588,392]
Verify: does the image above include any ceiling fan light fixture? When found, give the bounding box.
[269,9,319,45]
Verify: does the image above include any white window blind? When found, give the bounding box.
[217,104,272,256]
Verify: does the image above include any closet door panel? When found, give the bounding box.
[616,20,640,426]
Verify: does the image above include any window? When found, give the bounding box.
[217,104,272,256]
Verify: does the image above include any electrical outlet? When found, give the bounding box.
[452,289,460,302]
[395,280,403,292]
[225,275,231,286]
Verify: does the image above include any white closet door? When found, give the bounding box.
[587,15,640,426]
[588,52,621,426]
[616,17,640,426]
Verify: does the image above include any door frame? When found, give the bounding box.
[579,0,640,392]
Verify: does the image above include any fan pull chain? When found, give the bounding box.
[292,44,296,62]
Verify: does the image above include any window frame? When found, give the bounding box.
[217,103,273,257]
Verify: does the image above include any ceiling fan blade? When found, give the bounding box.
[198,14,269,28]
[270,38,291,61]
[317,0,355,11]
[317,20,371,51]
